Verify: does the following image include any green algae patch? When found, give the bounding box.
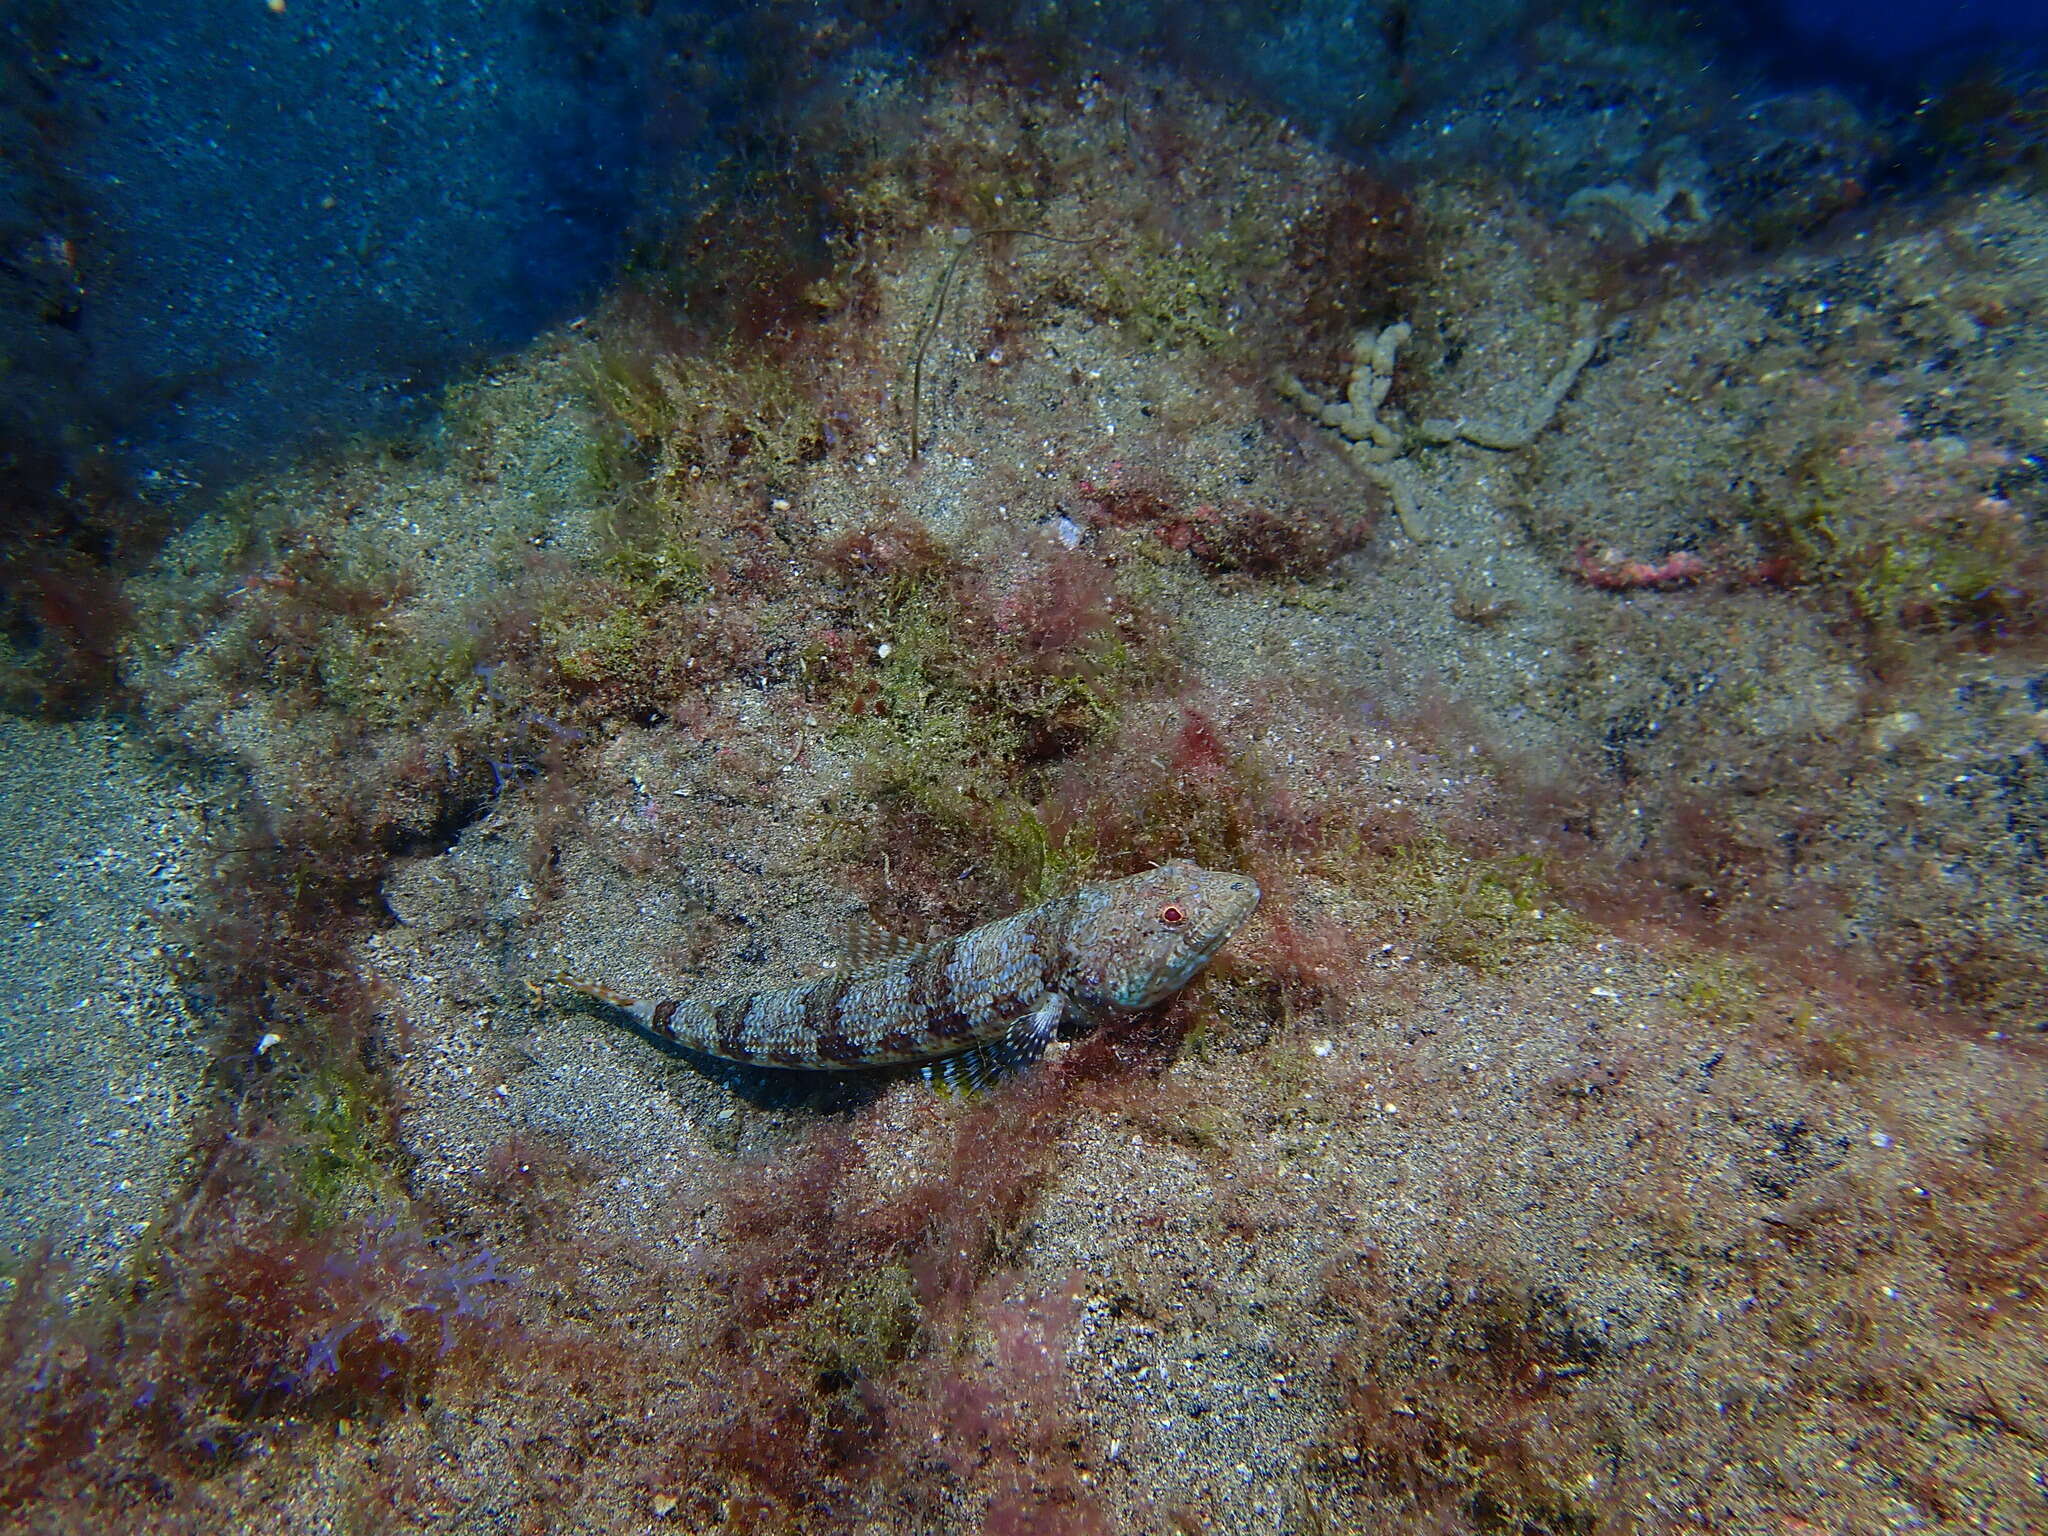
[1326,835,1589,972]
[796,1262,925,1385]
[547,605,656,687]
[1098,223,1274,354]
[287,1076,406,1229]
[1776,419,2038,638]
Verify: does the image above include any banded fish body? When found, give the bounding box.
[532,860,1259,1088]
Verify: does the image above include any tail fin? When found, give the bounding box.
[525,973,642,1012]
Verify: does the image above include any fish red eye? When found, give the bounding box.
[1159,904,1186,925]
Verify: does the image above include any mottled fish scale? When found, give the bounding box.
[532,860,1260,1079]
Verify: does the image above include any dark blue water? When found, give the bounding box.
[4,0,2043,511]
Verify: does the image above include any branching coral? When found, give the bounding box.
[1276,319,1597,542]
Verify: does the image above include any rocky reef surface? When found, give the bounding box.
[5,15,2046,1535]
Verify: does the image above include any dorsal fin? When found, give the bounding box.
[839,913,942,977]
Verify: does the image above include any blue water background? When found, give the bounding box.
[10,0,2047,505]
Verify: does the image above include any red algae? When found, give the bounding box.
[19,19,2048,1536]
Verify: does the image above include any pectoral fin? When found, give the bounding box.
[921,993,1064,1095]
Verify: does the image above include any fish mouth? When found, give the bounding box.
[1200,876,1263,949]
